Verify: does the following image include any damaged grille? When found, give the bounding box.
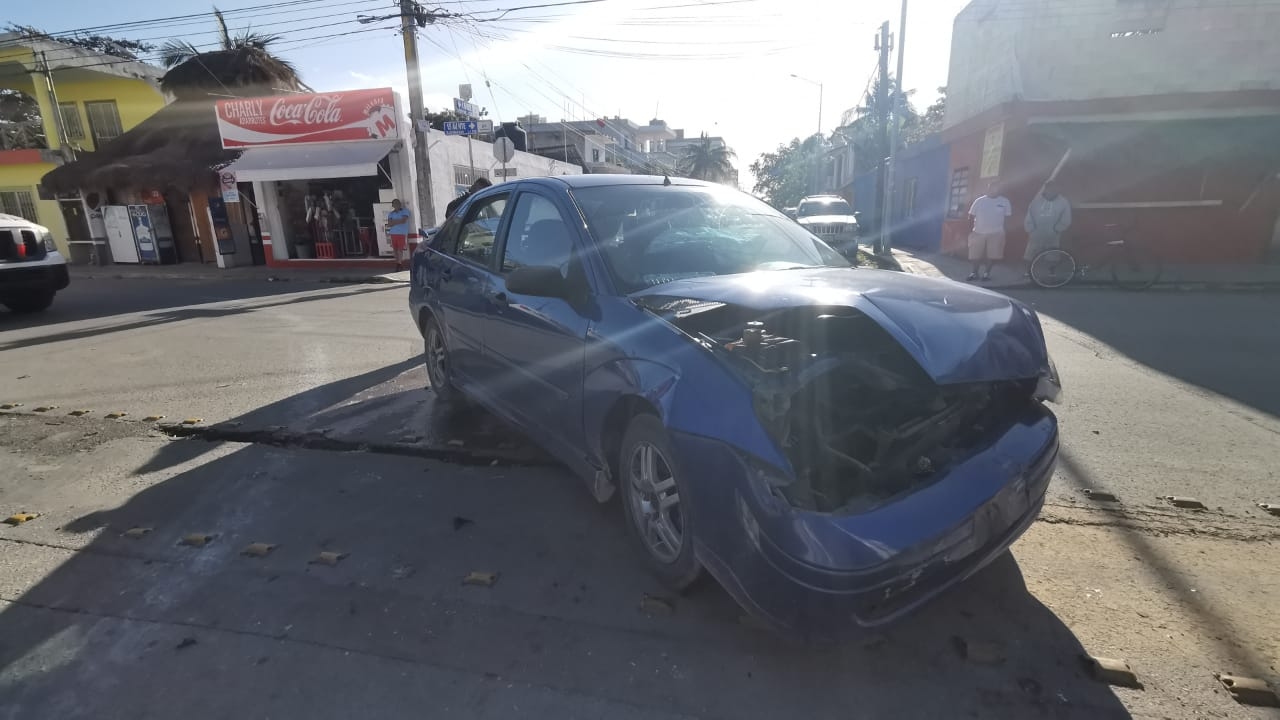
[670,304,1037,513]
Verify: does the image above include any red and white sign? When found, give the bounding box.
[216,87,399,149]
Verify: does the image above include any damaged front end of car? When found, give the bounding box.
[635,295,1061,515]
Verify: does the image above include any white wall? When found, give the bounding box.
[423,131,582,227]
[946,0,1280,128]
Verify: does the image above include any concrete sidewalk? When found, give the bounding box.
[71,263,409,285]
[892,248,1280,290]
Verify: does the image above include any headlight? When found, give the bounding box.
[1035,354,1063,403]
[42,233,57,252]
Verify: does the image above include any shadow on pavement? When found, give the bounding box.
[0,284,402,352]
[1008,288,1280,419]
[0,362,1129,719]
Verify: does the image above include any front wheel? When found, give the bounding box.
[619,413,702,591]
[2,290,54,313]
[1110,246,1162,291]
[422,315,459,403]
[1029,249,1076,289]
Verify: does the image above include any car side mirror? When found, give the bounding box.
[506,265,574,299]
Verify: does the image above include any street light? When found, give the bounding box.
[790,73,824,136]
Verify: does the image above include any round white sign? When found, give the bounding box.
[493,137,515,163]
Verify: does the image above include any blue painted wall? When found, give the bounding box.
[889,137,951,251]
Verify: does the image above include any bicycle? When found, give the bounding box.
[1028,223,1163,290]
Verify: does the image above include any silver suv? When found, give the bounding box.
[795,195,859,255]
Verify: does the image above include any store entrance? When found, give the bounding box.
[275,173,386,260]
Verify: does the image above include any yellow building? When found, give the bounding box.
[0,32,165,253]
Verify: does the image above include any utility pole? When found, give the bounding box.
[881,0,909,255]
[35,52,74,163]
[874,21,891,254]
[399,0,438,228]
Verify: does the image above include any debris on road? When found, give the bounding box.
[952,636,1005,665]
[105,412,128,419]
[391,564,414,579]
[178,533,215,548]
[122,527,153,539]
[67,409,93,417]
[447,439,465,447]
[0,402,21,409]
[451,516,474,531]
[1162,496,1207,510]
[241,542,277,558]
[143,415,165,422]
[33,406,57,412]
[1216,674,1280,707]
[1256,502,1280,517]
[639,594,675,616]
[1080,655,1142,689]
[309,551,347,566]
[4,512,39,526]
[1082,489,1119,502]
[463,571,499,587]
[175,637,198,651]
[181,418,204,425]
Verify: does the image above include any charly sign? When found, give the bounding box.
[215,88,399,149]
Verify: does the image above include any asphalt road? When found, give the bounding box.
[1,276,1278,719]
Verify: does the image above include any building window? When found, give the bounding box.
[0,188,39,223]
[84,100,123,147]
[903,177,919,219]
[58,102,85,141]
[947,167,970,218]
[592,148,601,163]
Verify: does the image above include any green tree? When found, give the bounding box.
[679,133,737,183]
[0,89,46,150]
[904,87,946,144]
[750,135,824,209]
[158,9,302,99]
[838,75,918,173]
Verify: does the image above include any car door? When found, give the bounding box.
[430,192,510,385]
[483,188,592,456]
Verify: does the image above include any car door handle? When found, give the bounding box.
[486,291,508,306]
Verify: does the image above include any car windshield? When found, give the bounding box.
[797,199,854,217]
[572,184,849,293]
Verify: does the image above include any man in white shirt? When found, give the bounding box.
[967,181,1012,281]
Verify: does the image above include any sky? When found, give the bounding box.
[13,0,969,189]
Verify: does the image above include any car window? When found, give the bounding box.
[456,194,509,266]
[798,198,854,217]
[500,193,573,277]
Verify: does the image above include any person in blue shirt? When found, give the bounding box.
[385,198,412,269]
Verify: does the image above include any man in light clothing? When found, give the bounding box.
[1023,180,1072,275]
[385,198,412,270]
[967,181,1012,281]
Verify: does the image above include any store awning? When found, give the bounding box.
[225,139,400,182]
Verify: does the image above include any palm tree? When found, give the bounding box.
[158,8,302,99]
[680,133,737,183]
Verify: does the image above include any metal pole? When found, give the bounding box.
[37,52,74,163]
[882,0,909,255]
[874,21,891,254]
[467,133,475,184]
[400,0,437,228]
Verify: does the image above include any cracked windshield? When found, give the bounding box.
[2,0,1278,718]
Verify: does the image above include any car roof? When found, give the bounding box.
[519,174,721,191]
[0,213,45,230]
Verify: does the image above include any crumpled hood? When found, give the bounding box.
[631,268,1049,385]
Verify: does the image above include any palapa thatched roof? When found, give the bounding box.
[41,100,235,194]
[159,46,301,101]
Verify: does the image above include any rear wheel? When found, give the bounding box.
[2,290,54,314]
[1110,245,1162,291]
[619,413,702,591]
[1029,249,1076,289]
[422,315,458,403]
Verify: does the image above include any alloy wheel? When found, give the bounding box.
[626,441,684,564]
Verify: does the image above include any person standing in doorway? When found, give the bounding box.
[1023,180,1072,276]
[385,198,412,270]
[967,181,1012,281]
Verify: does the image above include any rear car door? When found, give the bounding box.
[429,192,510,385]
[483,188,592,456]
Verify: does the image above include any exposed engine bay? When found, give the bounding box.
[644,299,1039,513]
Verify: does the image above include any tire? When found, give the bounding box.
[421,315,459,403]
[1029,249,1076,289]
[1111,246,1162,291]
[2,290,54,314]
[619,413,702,591]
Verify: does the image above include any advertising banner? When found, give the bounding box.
[216,88,399,148]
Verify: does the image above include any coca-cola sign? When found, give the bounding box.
[216,87,399,148]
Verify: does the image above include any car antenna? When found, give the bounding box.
[662,174,671,186]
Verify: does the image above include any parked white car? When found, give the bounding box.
[795,195,859,255]
[0,214,69,314]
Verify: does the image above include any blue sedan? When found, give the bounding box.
[409,176,1061,634]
